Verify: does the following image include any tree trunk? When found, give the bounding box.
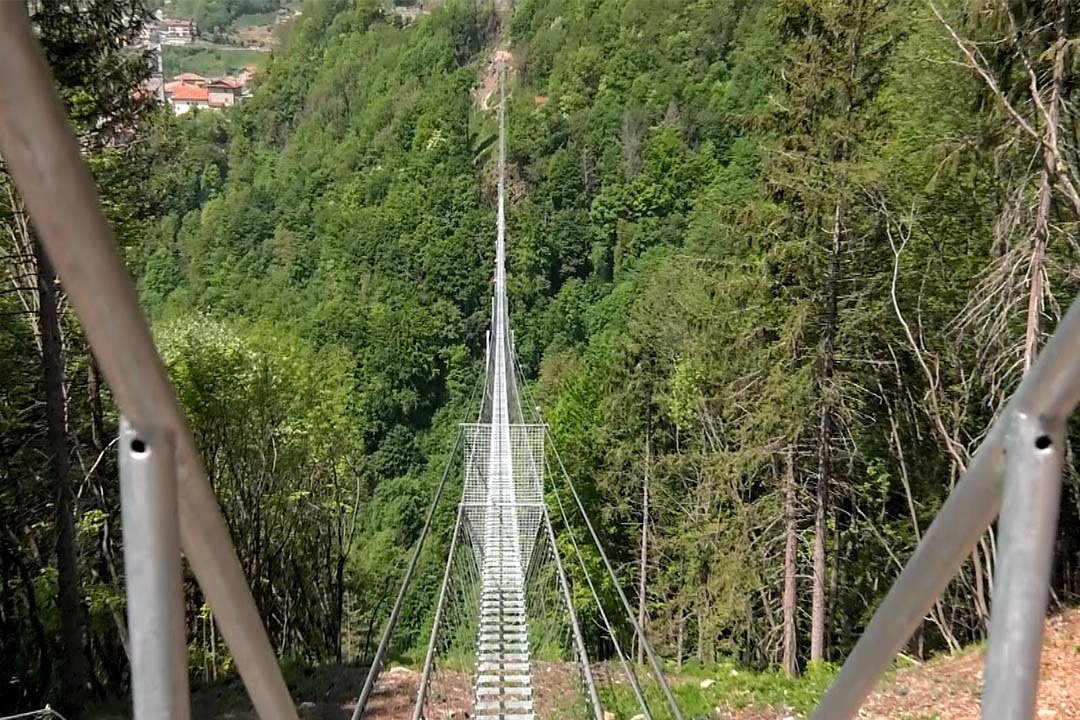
[3,528,51,703]
[1024,29,1065,372]
[87,353,133,662]
[335,555,346,664]
[696,597,706,664]
[971,542,991,636]
[87,354,105,451]
[811,203,842,663]
[202,616,210,682]
[36,238,88,717]
[782,446,798,676]
[210,611,218,681]
[636,426,650,665]
[675,610,684,671]
[828,518,843,658]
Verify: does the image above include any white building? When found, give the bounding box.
[160,18,196,45]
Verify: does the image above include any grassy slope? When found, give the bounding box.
[163,46,269,78]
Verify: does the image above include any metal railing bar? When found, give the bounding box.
[540,505,605,720]
[0,8,298,719]
[119,418,191,720]
[544,450,653,719]
[0,709,68,720]
[980,411,1064,720]
[812,291,1080,719]
[548,434,683,720]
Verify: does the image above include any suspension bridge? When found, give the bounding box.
[347,67,676,720]
[3,5,1080,719]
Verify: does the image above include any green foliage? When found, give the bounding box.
[147,0,290,34]
[600,660,837,718]
[163,46,269,77]
[159,317,362,656]
[132,0,502,675]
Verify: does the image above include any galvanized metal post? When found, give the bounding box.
[119,418,191,720]
[981,411,1064,720]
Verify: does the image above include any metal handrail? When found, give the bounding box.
[0,8,297,720]
[812,292,1080,719]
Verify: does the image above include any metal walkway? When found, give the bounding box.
[472,64,536,720]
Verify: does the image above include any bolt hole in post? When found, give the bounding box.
[981,412,1063,720]
[119,418,190,719]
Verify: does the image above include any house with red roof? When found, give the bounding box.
[169,83,210,114]
[207,78,243,108]
[174,72,208,87]
[164,72,252,114]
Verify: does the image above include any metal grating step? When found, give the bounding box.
[476,673,532,685]
[475,684,532,697]
[478,661,530,673]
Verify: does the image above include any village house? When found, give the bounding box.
[160,18,196,45]
[164,73,250,114]
[174,72,208,87]
[168,82,209,114]
[207,77,243,108]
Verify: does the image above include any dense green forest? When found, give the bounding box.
[2,0,1080,716]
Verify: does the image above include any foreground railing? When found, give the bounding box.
[0,8,297,720]
[2,2,1076,718]
[811,291,1080,719]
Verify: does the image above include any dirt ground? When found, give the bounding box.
[197,611,1080,719]
[858,608,1080,720]
[422,609,1080,719]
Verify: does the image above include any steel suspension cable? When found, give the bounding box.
[539,506,604,720]
[412,501,469,720]
[426,507,481,717]
[351,426,465,720]
[547,434,684,720]
[545,453,652,718]
[509,350,603,716]
[510,348,651,716]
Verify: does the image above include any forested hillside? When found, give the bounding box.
[2,0,1080,716]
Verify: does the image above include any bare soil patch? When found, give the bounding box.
[861,608,1080,719]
